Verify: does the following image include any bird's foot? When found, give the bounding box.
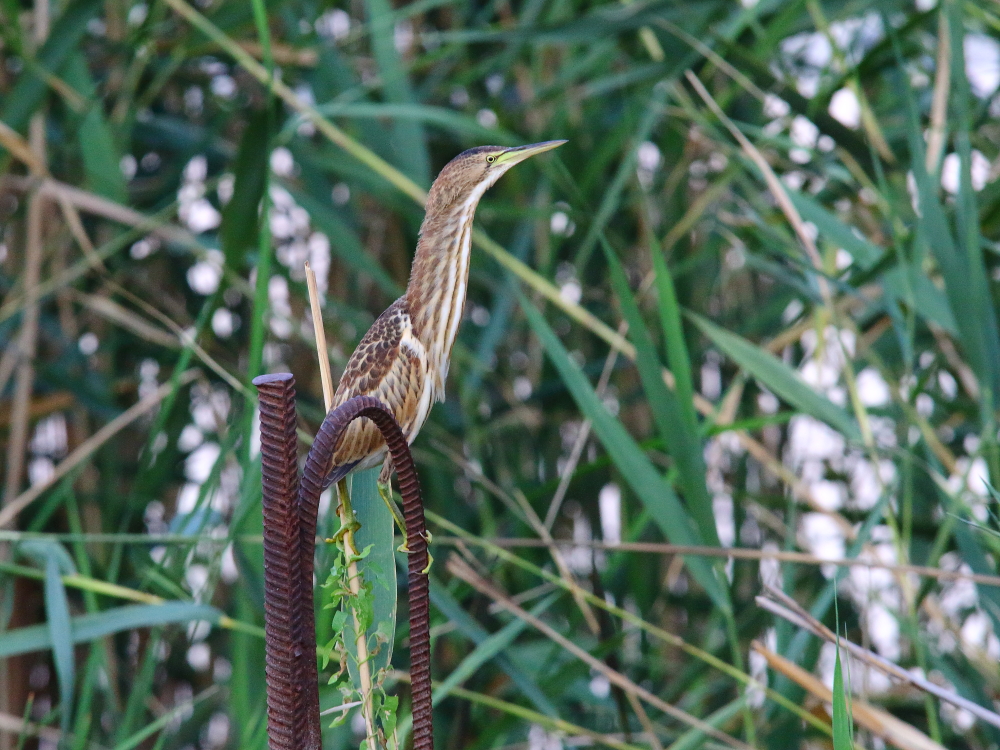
[377,480,408,548]
[420,531,434,574]
[327,518,361,546]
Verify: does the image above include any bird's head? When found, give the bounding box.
[425,140,566,212]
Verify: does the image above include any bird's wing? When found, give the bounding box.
[327,298,431,479]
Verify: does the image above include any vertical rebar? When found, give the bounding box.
[254,378,433,750]
[253,373,320,750]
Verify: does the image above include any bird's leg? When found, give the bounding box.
[377,457,408,552]
[378,459,432,570]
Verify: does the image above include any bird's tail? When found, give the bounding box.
[321,461,359,491]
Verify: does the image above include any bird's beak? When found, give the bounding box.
[495,139,567,166]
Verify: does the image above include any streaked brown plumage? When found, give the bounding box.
[324,141,565,487]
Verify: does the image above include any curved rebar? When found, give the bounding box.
[253,373,320,750]
[254,377,432,750]
[299,394,432,750]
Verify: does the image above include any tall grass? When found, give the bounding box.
[2,0,1000,748]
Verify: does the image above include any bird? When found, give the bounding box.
[322,141,566,496]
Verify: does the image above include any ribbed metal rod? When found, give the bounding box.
[254,377,433,750]
[299,394,433,750]
[253,373,320,750]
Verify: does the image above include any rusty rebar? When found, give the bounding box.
[253,373,320,750]
[299,394,432,750]
[254,378,433,750]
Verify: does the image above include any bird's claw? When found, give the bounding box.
[327,519,360,545]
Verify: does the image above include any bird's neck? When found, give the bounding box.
[405,192,481,382]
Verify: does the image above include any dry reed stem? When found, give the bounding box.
[336,479,379,747]
[304,261,334,409]
[624,691,663,750]
[3,135,46,506]
[926,11,950,173]
[393,673,645,750]
[434,535,1000,588]
[304,262,377,747]
[72,291,179,348]
[447,554,755,750]
[751,642,944,750]
[0,370,200,529]
[430,511,839,738]
[758,586,1000,729]
[0,712,63,745]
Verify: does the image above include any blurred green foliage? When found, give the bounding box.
[2,0,1000,748]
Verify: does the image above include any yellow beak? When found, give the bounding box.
[495,140,567,166]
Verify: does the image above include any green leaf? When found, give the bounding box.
[63,52,127,203]
[688,312,861,442]
[0,603,222,658]
[891,16,1000,400]
[669,695,747,750]
[433,593,559,705]
[365,0,430,186]
[575,85,668,269]
[0,0,102,131]
[788,191,882,270]
[45,551,76,737]
[429,576,557,717]
[651,238,699,431]
[519,291,730,612]
[114,631,163,746]
[345,467,397,676]
[19,539,77,575]
[221,109,269,271]
[831,647,852,750]
[603,238,719,548]
[882,267,957,334]
[947,0,1000,400]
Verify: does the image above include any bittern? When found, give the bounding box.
[323,141,565,500]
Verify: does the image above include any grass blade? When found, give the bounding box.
[688,313,861,442]
[433,593,559,705]
[0,602,222,658]
[364,0,430,186]
[603,238,720,548]
[429,577,557,717]
[64,52,127,203]
[45,550,76,737]
[0,0,101,130]
[519,291,729,612]
[221,108,269,272]
[831,647,852,750]
[890,14,1000,398]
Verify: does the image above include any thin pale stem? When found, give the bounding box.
[336,478,378,748]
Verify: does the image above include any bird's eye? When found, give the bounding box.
[486,155,496,163]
